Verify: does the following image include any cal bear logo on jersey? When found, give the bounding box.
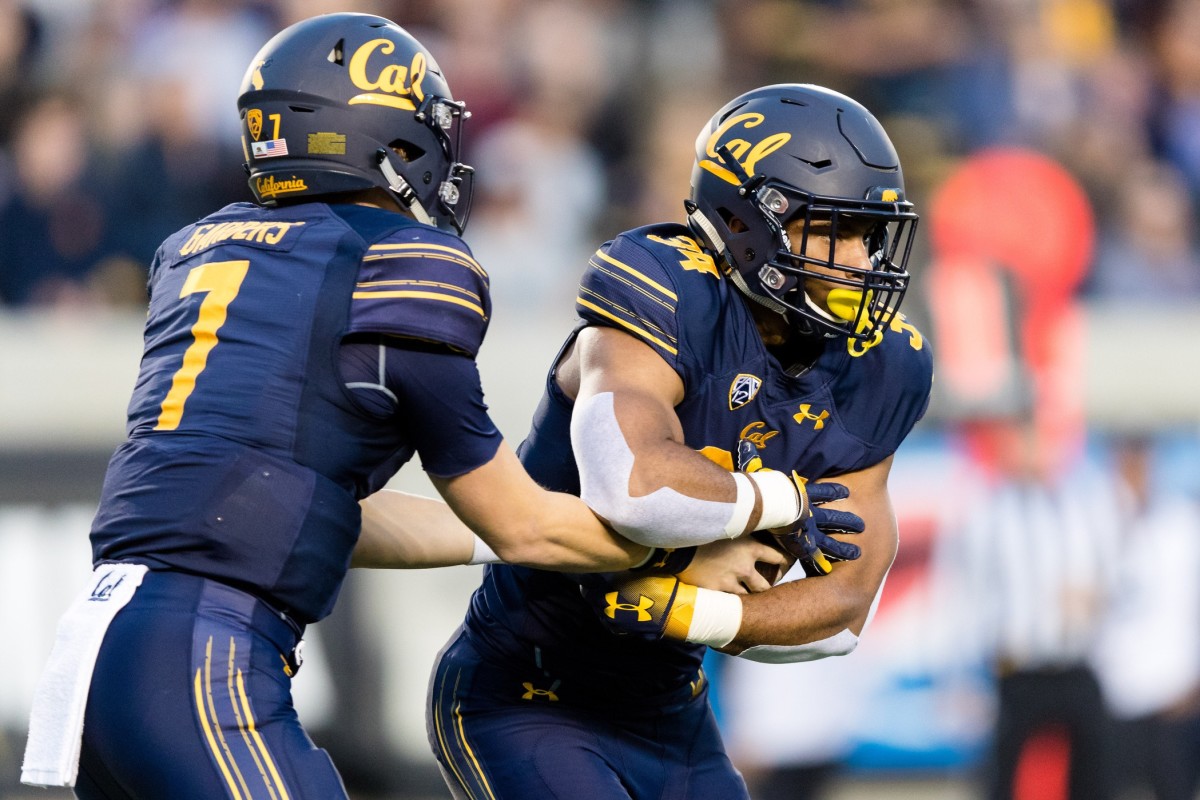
[729,374,762,410]
[739,421,779,448]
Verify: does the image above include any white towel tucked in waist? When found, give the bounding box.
[22,562,148,787]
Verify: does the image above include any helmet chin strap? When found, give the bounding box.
[377,150,435,226]
[802,292,846,327]
[685,199,725,254]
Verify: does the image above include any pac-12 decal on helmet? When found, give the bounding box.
[686,84,918,341]
[237,12,474,234]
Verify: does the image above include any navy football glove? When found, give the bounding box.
[786,481,865,576]
[736,440,864,577]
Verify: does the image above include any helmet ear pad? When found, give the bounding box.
[707,203,802,300]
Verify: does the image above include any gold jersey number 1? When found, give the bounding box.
[155,260,250,430]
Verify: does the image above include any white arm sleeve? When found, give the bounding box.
[571,392,750,547]
[735,629,860,663]
[734,572,888,663]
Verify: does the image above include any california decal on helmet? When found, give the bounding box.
[237,12,475,234]
[685,84,918,341]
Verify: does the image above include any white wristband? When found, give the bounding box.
[684,587,743,648]
[748,470,801,530]
[723,473,756,537]
[468,534,501,565]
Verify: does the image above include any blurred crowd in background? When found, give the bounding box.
[3,0,1200,799]
[5,0,1200,314]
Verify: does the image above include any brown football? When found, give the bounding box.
[752,530,796,586]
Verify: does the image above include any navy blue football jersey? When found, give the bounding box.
[461,222,933,708]
[90,201,499,623]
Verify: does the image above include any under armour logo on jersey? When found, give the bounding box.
[604,591,654,622]
[729,374,762,410]
[793,404,829,430]
[650,549,674,569]
[521,681,560,702]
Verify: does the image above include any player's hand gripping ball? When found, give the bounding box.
[736,440,865,577]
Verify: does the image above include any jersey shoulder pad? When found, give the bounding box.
[348,223,491,357]
[835,312,934,452]
[576,223,722,371]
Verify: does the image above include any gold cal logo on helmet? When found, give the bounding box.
[699,113,791,187]
[347,39,427,110]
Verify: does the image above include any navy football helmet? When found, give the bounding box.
[237,13,474,233]
[686,84,917,340]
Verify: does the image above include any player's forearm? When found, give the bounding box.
[353,489,475,568]
[710,480,896,654]
[728,503,896,648]
[486,490,651,571]
[729,572,870,648]
[434,444,650,572]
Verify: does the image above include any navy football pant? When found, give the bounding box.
[76,570,347,800]
[427,630,749,800]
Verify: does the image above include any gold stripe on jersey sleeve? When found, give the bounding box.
[366,243,487,279]
[578,287,677,346]
[577,296,679,356]
[352,289,486,318]
[356,278,482,302]
[595,249,678,302]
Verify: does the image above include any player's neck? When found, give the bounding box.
[767,333,824,377]
[747,301,824,376]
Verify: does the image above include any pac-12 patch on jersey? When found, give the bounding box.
[729,373,762,410]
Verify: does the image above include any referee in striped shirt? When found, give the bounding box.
[936,409,1122,800]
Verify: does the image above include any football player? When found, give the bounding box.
[21,15,811,800]
[426,84,934,799]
